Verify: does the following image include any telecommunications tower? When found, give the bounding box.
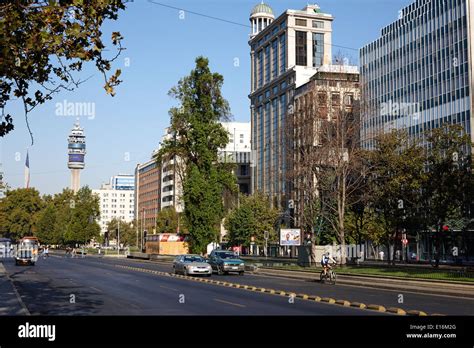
[68,120,86,193]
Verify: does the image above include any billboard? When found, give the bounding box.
[68,154,84,163]
[280,229,301,246]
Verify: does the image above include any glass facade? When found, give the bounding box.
[312,33,324,67]
[295,31,307,66]
[360,0,473,149]
[279,35,286,74]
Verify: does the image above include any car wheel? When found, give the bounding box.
[217,265,224,275]
[183,268,188,276]
[239,271,244,276]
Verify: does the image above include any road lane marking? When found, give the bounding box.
[160,285,179,291]
[89,286,103,293]
[214,298,246,308]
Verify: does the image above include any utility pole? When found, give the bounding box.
[117,217,120,256]
[141,208,145,252]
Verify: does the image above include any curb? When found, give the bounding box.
[367,304,386,312]
[387,307,407,315]
[350,302,367,309]
[407,310,428,316]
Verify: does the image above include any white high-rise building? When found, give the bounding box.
[93,177,135,234]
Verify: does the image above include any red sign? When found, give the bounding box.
[402,239,408,245]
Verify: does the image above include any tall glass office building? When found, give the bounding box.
[360,0,474,149]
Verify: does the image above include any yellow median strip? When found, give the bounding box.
[387,307,406,315]
[114,264,437,316]
[367,304,386,312]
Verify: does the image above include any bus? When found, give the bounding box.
[15,236,39,266]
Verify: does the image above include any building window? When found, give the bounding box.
[295,31,307,66]
[265,45,271,84]
[331,93,340,106]
[272,39,278,79]
[312,20,324,29]
[344,94,354,106]
[312,33,324,67]
[258,50,263,88]
[279,35,286,74]
[295,18,307,27]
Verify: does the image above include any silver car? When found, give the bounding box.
[173,254,212,277]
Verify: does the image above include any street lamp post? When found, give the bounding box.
[117,217,120,257]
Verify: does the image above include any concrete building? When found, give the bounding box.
[67,121,86,193]
[360,0,474,148]
[249,2,334,209]
[135,151,161,234]
[93,179,135,234]
[220,122,252,195]
[291,64,360,227]
[160,128,184,213]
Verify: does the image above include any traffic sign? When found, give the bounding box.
[402,239,408,245]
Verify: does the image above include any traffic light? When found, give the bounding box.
[442,225,449,232]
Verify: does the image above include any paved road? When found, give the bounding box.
[0,256,378,315]
[1,255,472,315]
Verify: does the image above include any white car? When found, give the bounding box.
[173,255,212,277]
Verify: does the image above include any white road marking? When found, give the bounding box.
[214,298,246,308]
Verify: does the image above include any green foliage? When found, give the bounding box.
[424,124,473,232]
[156,207,186,234]
[224,192,280,248]
[0,1,125,138]
[157,57,237,254]
[35,203,58,245]
[106,218,135,247]
[2,186,101,246]
[366,129,426,247]
[0,188,44,240]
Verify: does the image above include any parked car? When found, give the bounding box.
[173,254,212,276]
[209,250,245,275]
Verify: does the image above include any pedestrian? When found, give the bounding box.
[379,250,384,261]
[43,246,49,259]
[71,248,76,258]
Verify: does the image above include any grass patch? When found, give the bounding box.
[258,264,474,283]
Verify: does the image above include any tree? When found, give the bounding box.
[423,124,473,267]
[224,192,280,249]
[0,1,125,140]
[65,186,100,245]
[367,130,426,264]
[156,207,185,234]
[36,202,59,245]
[0,188,44,240]
[106,218,135,247]
[156,57,237,253]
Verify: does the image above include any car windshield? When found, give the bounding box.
[184,256,204,263]
[218,252,237,259]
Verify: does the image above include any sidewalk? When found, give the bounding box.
[0,262,29,315]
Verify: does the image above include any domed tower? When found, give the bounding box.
[250,1,275,38]
[68,119,86,193]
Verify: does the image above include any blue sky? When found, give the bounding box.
[0,0,412,195]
